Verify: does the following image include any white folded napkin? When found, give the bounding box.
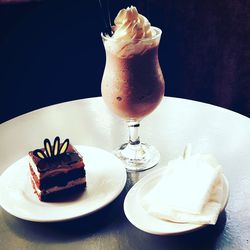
[141,146,224,225]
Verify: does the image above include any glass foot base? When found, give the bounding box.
[114,143,160,172]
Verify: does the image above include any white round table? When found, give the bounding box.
[0,97,250,250]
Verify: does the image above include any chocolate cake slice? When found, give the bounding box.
[28,137,86,201]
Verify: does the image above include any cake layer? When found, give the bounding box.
[31,178,86,202]
[29,156,84,181]
[30,165,86,189]
[31,176,86,196]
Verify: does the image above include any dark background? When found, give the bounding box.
[0,0,250,123]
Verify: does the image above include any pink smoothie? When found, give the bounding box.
[101,42,165,120]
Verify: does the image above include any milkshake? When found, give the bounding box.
[101,6,164,120]
[101,6,165,171]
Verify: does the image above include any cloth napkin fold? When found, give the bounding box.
[141,147,224,225]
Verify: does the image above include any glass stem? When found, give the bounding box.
[127,120,141,146]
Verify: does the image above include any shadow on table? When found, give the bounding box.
[126,211,228,250]
[2,189,127,243]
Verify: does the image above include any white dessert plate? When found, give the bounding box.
[0,145,127,222]
[124,167,229,235]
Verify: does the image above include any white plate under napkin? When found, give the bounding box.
[124,167,229,235]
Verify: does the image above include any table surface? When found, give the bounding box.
[0,96,250,250]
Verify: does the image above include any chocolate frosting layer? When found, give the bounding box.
[37,152,82,172]
[29,144,83,173]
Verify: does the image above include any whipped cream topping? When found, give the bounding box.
[103,6,160,57]
[112,6,154,41]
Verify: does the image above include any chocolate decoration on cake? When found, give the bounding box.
[33,137,69,160]
[53,136,60,156]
